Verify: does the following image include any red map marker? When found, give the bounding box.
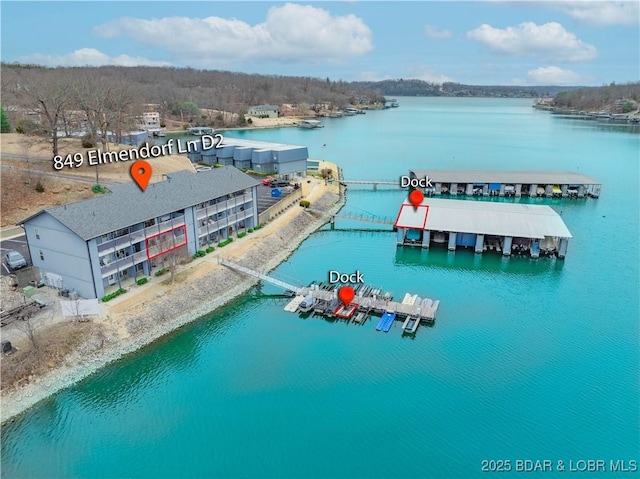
[338,286,355,307]
[409,189,424,209]
[131,160,152,191]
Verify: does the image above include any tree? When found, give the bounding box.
[15,69,74,156]
[180,102,200,122]
[14,311,43,350]
[0,106,10,132]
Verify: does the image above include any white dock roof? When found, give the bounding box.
[394,199,572,239]
[409,169,600,185]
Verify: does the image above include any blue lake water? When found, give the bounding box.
[2,98,638,478]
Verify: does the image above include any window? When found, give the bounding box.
[35,228,40,240]
[39,250,44,261]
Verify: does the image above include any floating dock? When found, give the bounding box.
[218,259,440,335]
[394,198,572,258]
[409,169,601,198]
[282,281,440,335]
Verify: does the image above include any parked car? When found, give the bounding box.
[5,250,27,270]
[269,179,290,188]
[262,176,274,185]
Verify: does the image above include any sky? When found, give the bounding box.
[1,1,639,86]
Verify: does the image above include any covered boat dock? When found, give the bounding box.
[408,169,601,198]
[394,199,573,258]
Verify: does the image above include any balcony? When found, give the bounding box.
[197,211,254,238]
[100,250,147,278]
[97,216,185,257]
[195,198,252,221]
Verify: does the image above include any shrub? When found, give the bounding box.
[92,184,106,194]
[205,246,215,253]
[35,181,45,193]
[15,119,40,135]
[218,238,233,248]
[253,224,262,230]
[247,228,254,233]
[193,250,206,258]
[299,200,310,208]
[237,231,247,238]
[623,101,635,113]
[136,277,148,286]
[154,268,167,277]
[81,134,96,148]
[247,118,253,124]
[101,288,126,302]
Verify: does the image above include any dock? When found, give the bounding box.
[409,169,601,198]
[394,198,572,259]
[290,282,440,327]
[220,258,441,335]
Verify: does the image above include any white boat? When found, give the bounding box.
[298,294,316,313]
[187,127,214,135]
[296,119,324,129]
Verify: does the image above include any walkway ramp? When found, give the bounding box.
[219,258,303,294]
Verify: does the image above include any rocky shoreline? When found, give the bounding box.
[1,190,344,424]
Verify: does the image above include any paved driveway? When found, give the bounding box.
[1,235,32,276]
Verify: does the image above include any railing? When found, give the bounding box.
[147,233,187,258]
[100,250,147,278]
[197,211,254,238]
[195,198,252,221]
[97,216,185,256]
[98,230,145,255]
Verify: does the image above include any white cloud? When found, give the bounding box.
[526,66,585,85]
[467,22,597,62]
[14,48,171,67]
[93,3,373,64]
[556,1,639,26]
[407,63,454,84]
[424,24,453,39]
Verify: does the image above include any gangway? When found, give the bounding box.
[218,258,303,294]
[307,209,395,226]
[342,180,399,191]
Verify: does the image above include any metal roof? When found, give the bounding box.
[250,104,279,110]
[409,169,600,185]
[21,167,260,241]
[213,137,306,152]
[394,198,572,239]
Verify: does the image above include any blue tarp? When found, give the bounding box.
[456,232,477,247]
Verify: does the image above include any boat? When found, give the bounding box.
[148,128,166,137]
[296,119,324,129]
[187,127,214,135]
[298,294,316,313]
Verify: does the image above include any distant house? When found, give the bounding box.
[141,112,161,129]
[248,105,279,118]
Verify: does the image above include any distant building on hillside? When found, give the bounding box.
[141,112,161,129]
[187,137,308,178]
[248,105,279,118]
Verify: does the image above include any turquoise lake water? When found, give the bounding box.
[2,98,638,478]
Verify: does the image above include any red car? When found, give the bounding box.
[262,176,274,185]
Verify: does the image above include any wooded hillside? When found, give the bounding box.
[553,82,640,111]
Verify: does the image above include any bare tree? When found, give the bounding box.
[14,312,43,350]
[13,69,74,157]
